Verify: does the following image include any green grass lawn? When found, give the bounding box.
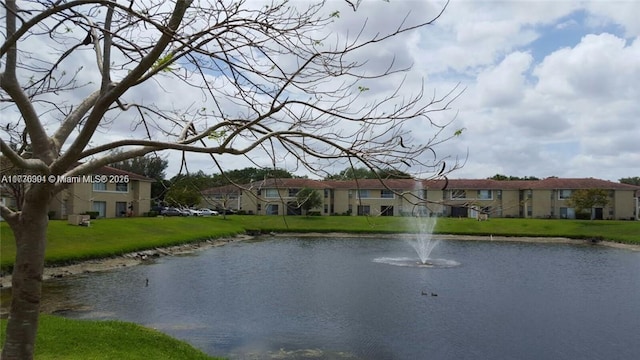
[2,216,638,270]
[0,315,221,360]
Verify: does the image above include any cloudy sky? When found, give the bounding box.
[165,0,639,182]
[3,0,639,182]
[418,0,640,182]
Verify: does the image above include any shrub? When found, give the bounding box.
[84,211,99,219]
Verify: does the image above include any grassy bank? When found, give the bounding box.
[1,217,245,269]
[1,216,638,270]
[0,315,221,360]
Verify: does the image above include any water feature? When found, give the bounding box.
[7,237,640,360]
[408,216,439,264]
[375,203,458,268]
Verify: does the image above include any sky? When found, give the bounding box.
[3,0,639,182]
[167,0,640,182]
[419,0,640,182]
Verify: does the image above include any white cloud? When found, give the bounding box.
[474,51,533,107]
[534,33,640,99]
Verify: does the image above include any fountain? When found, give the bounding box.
[373,182,459,268]
[407,215,439,266]
[373,214,457,268]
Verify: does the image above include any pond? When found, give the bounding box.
[20,237,640,359]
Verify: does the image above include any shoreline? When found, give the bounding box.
[1,233,638,289]
[0,235,251,289]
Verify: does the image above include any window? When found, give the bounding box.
[92,201,106,218]
[558,190,572,200]
[357,189,370,198]
[93,182,107,191]
[115,182,128,192]
[266,204,279,215]
[357,205,370,216]
[116,202,128,217]
[324,189,330,198]
[264,189,279,198]
[288,188,299,197]
[380,206,394,216]
[559,207,575,219]
[451,190,466,199]
[381,189,395,199]
[477,190,492,200]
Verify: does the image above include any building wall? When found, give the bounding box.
[500,190,521,218]
[220,180,639,220]
[48,180,151,219]
[613,190,636,220]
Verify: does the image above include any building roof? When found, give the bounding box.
[90,164,155,182]
[203,177,640,194]
[528,177,640,190]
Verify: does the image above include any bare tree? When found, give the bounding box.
[0,0,461,358]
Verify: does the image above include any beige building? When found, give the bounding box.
[48,166,153,219]
[203,177,640,220]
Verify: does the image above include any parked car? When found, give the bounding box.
[215,207,236,215]
[186,208,203,216]
[198,208,218,216]
[161,207,184,216]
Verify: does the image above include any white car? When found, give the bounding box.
[198,208,219,216]
[186,208,203,216]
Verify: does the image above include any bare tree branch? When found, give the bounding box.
[1,1,462,357]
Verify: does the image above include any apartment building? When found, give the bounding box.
[48,166,153,219]
[202,177,640,220]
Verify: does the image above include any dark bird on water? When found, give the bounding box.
[145,278,149,287]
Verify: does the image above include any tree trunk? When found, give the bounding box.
[1,185,50,360]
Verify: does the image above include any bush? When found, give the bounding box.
[146,211,159,217]
[48,211,56,220]
[575,212,591,220]
[307,211,321,216]
[84,211,99,219]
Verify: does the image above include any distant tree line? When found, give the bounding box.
[619,177,640,185]
[487,174,540,181]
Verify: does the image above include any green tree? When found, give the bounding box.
[0,1,458,356]
[567,189,610,220]
[296,187,323,215]
[164,186,201,207]
[210,167,295,187]
[619,177,640,186]
[488,174,539,181]
[325,167,377,180]
[109,153,169,202]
